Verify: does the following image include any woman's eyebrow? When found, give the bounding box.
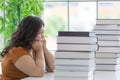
[38,30,44,33]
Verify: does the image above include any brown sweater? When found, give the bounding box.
[0,47,29,80]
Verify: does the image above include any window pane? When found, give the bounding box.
[98,2,120,19]
[0,35,4,52]
[69,2,96,31]
[0,12,4,53]
[44,2,68,50]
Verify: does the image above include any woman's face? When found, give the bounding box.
[35,26,44,41]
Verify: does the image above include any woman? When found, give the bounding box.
[0,16,55,80]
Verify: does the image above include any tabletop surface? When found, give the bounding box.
[21,71,120,80]
[21,72,54,80]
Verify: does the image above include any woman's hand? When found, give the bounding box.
[32,40,43,53]
[35,31,46,48]
[42,36,47,48]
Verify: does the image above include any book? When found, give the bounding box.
[55,51,95,59]
[55,65,95,71]
[55,70,94,77]
[57,44,98,51]
[95,70,120,80]
[98,40,120,46]
[57,36,97,44]
[96,64,120,71]
[93,30,120,35]
[94,24,119,30]
[96,19,120,24]
[54,76,93,80]
[55,58,95,66]
[96,52,120,58]
[98,46,120,53]
[96,58,120,64]
[96,35,120,41]
[58,31,95,37]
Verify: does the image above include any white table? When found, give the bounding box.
[21,71,120,80]
[21,72,54,80]
[1,62,120,80]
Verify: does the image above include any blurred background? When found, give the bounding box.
[0,0,120,58]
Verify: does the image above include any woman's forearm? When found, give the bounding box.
[43,47,55,71]
[35,50,45,75]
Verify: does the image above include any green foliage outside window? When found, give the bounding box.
[45,14,67,37]
[0,0,44,48]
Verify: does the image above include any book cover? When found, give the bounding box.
[58,31,95,37]
[55,70,94,77]
[57,36,97,44]
[98,40,120,47]
[93,30,120,35]
[96,52,120,58]
[94,24,119,30]
[96,58,120,64]
[57,44,98,51]
[55,65,95,71]
[96,19,120,24]
[54,76,93,80]
[96,35,120,41]
[55,58,95,66]
[98,46,120,53]
[96,64,120,71]
[55,51,95,59]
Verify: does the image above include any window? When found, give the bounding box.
[98,1,120,19]
[44,2,68,50]
[0,12,4,53]
[44,1,96,51]
[69,2,96,31]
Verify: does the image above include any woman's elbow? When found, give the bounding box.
[30,69,45,77]
[47,66,55,72]
[50,66,55,72]
[37,71,44,77]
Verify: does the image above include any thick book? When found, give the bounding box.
[57,44,98,51]
[58,31,95,37]
[95,70,120,80]
[96,58,120,65]
[55,76,93,80]
[98,40,120,47]
[55,51,95,59]
[96,64,120,71]
[55,58,95,66]
[93,30,120,35]
[96,35,120,41]
[98,46,120,53]
[94,24,119,30]
[96,19,120,24]
[57,36,97,44]
[55,70,94,77]
[55,65,95,71]
[96,52,120,58]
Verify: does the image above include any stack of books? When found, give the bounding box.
[55,31,98,80]
[93,24,120,71]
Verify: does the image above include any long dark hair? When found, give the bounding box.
[1,16,44,57]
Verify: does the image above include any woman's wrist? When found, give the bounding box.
[42,45,47,50]
[35,49,43,56]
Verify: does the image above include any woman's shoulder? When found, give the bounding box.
[10,46,28,54]
[8,46,29,58]
[9,46,29,64]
